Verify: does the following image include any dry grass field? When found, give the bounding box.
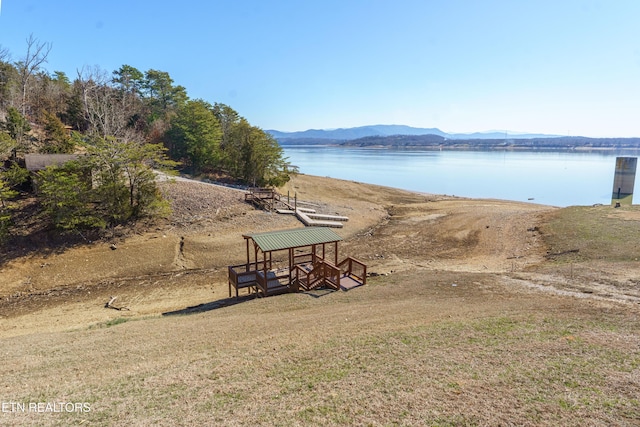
[1,174,639,426]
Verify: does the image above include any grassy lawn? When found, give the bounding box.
[1,271,639,426]
[2,201,640,426]
[542,205,640,263]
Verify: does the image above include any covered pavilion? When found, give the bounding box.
[228,227,366,298]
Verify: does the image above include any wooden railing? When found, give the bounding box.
[245,188,280,211]
[293,253,314,266]
[228,264,258,297]
[322,262,341,289]
[293,260,341,291]
[255,269,267,295]
[337,257,367,286]
[293,264,313,291]
[229,256,367,298]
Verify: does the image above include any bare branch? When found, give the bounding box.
[104,296,130,311]
[76,66,142,140]
[0,44,10,62]
[16,34,52,116]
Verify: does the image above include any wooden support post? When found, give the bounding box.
[288,247,292,269]
[263,250,268,293]
[254,243,259,272]
[245,238,250,272]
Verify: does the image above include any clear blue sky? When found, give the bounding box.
[1,0,639,137]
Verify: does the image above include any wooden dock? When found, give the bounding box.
[246,188,350,228]
[295,209,347,228]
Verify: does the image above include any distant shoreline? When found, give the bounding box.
[277,134,640,152]
[281,141,640,153]
[341,144,640,152]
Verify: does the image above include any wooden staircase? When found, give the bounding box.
[293,257,367,292]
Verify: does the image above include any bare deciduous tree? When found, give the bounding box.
[16,34,52,117]
[76,66,141,141]
[0,45,10,63]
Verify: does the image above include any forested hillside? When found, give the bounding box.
[0,35,295,242]
[341,134,640,149]
[272,132,640,149]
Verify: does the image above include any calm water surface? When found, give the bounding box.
[282,146,640,207]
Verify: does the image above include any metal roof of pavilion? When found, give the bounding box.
[244,227,343,252]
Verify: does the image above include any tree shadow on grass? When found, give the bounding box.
[162,294,256,316]
[162,287,338,316]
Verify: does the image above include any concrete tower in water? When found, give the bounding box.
[611,157,637,206]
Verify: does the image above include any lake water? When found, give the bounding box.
[282,146,640,207]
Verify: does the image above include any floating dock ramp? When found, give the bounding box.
[275,208,348,228]
[246,188,349,227]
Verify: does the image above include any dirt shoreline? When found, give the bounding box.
[2,173,640,426]
[1,173,638,338]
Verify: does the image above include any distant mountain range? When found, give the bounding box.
[267,124,640,150]
[266,124,561,143]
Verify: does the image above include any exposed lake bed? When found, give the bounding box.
[2,173,640,425]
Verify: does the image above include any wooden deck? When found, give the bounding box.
[228,257,366,298]
[257,269,292,296]
[227,268,257,298]
[339,274,365,291]
[228,227,366,299]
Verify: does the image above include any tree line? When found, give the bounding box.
[0,35,295,240]
[338,135,640,149]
